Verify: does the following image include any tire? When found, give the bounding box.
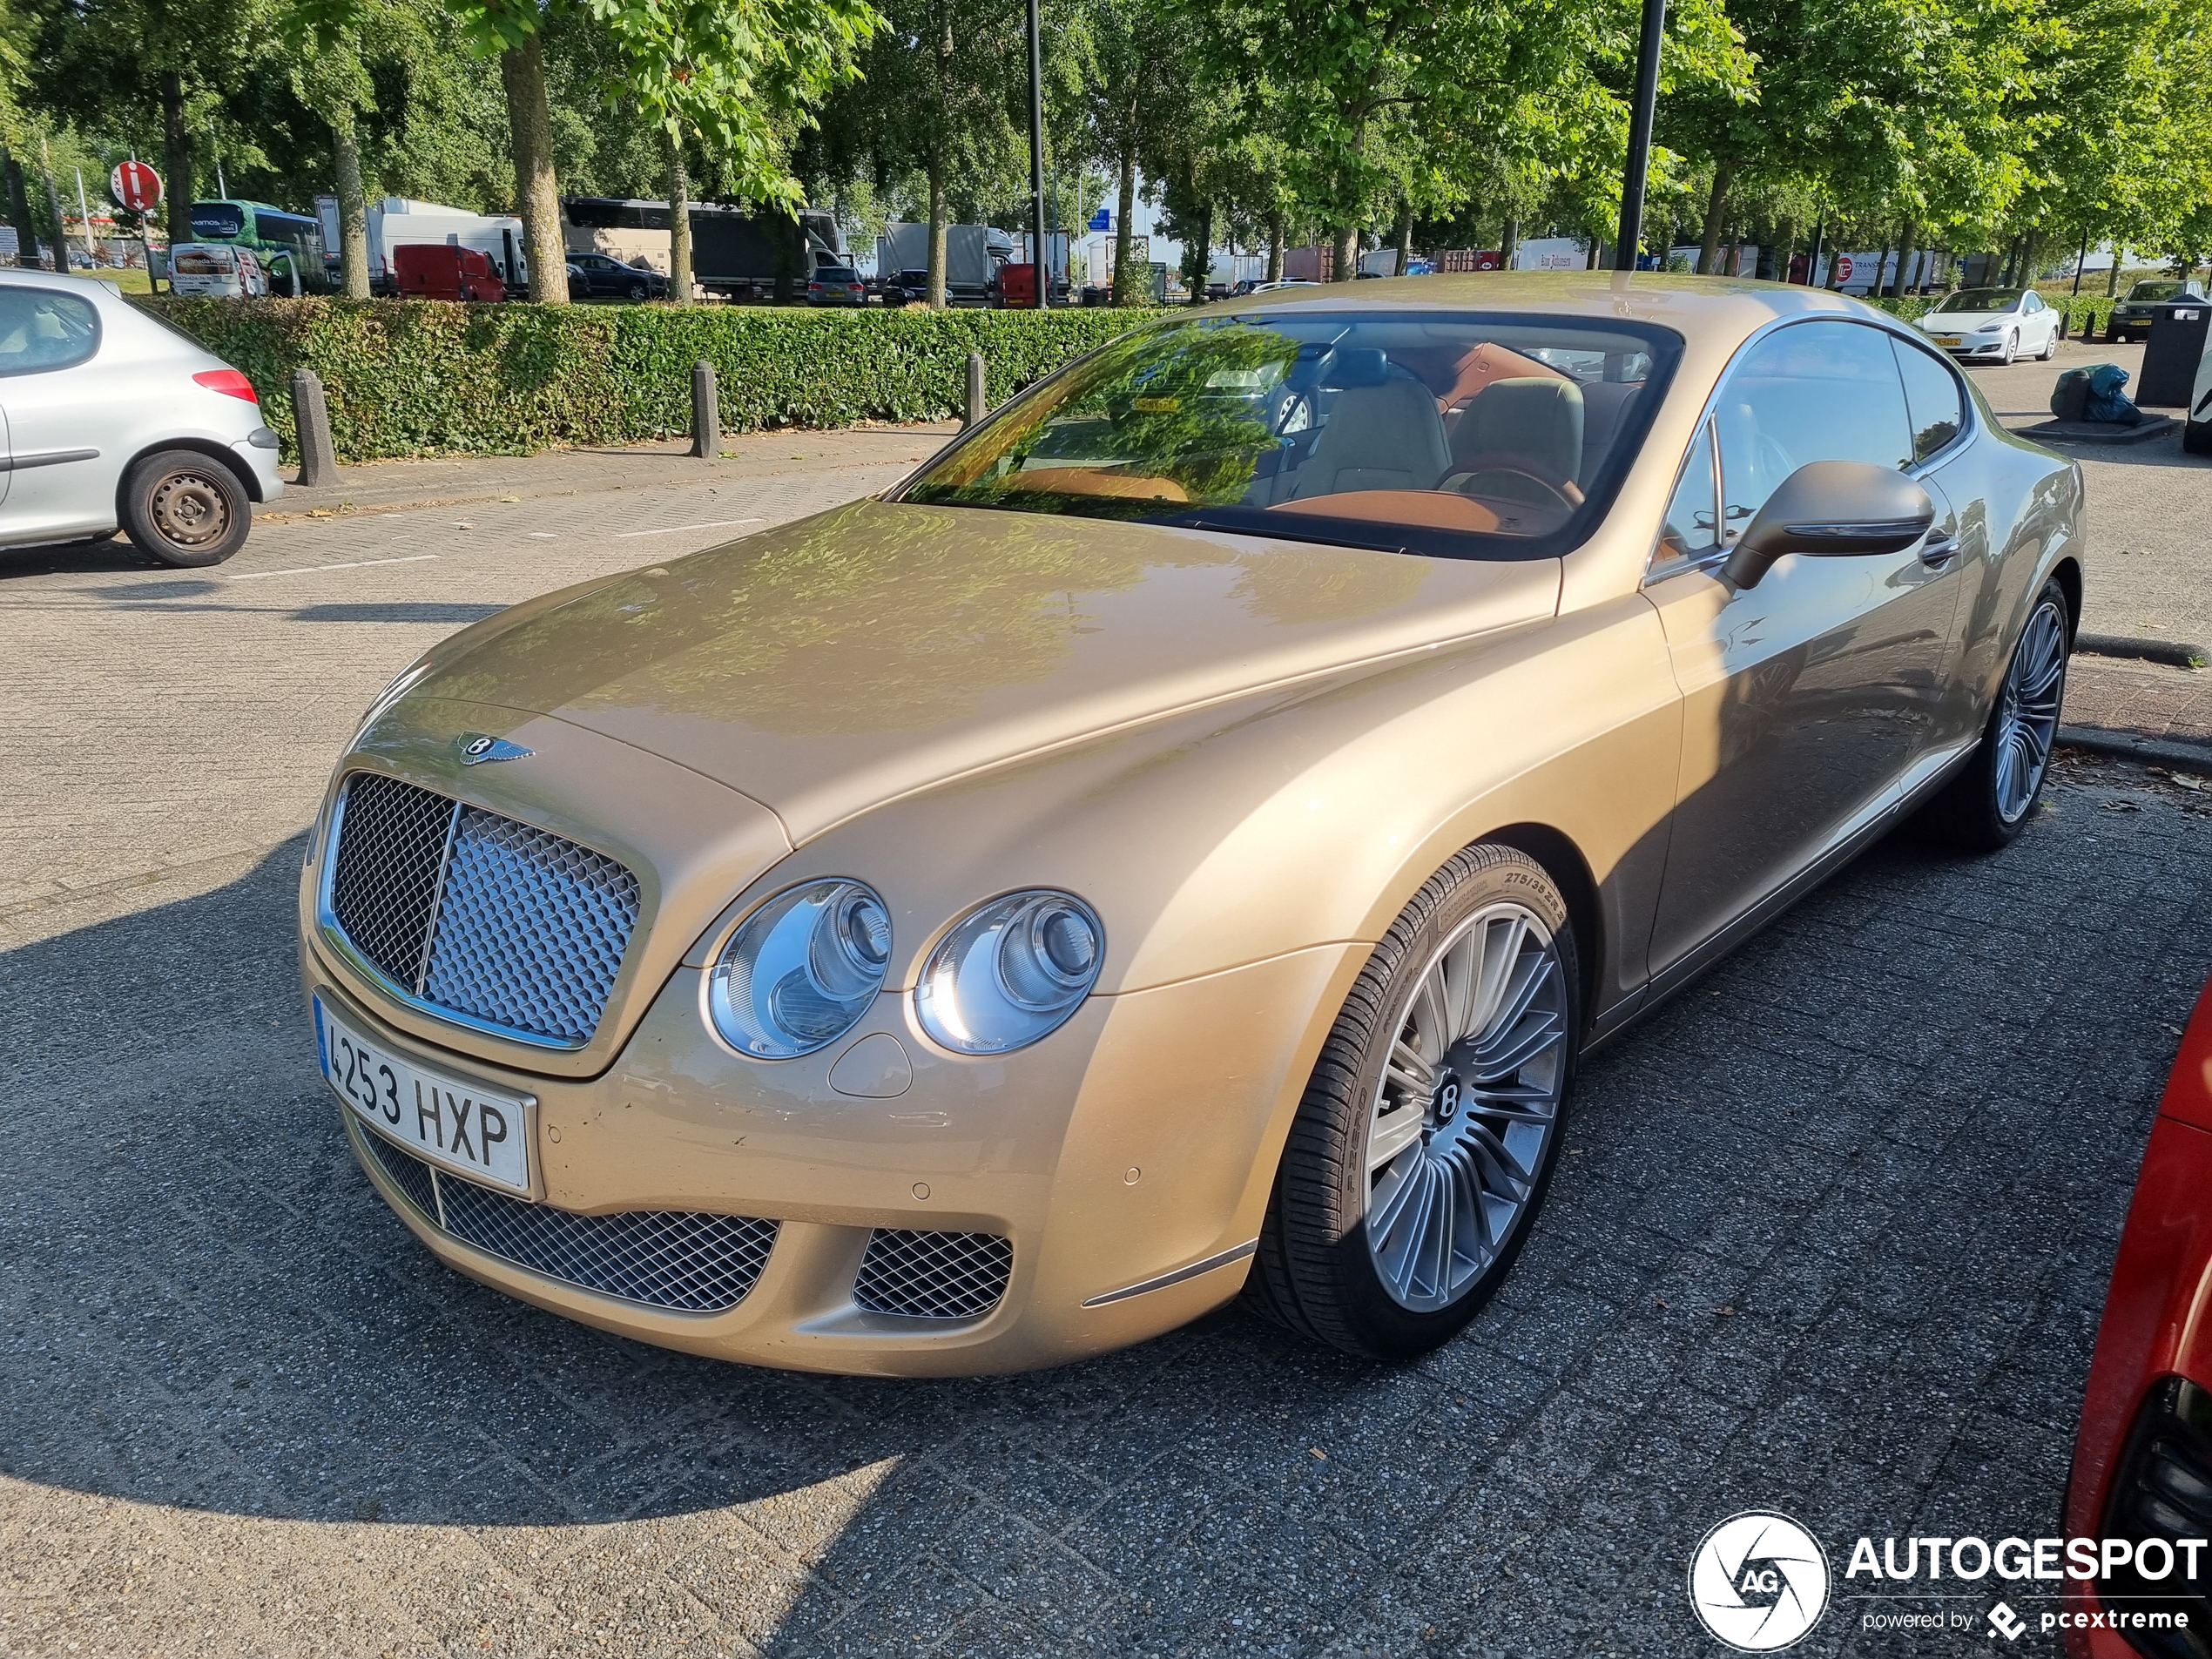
[2039,327,2057,360]
[2185,419,2212,456]
[120,449,251,568]
[2000,330,2018,366]
[626,281,647,303]
[1923,578,2070,852]
[1246,844,1581,1361]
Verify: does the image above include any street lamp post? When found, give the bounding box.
[1026,0,1048,308]
[1614,0,1666,273]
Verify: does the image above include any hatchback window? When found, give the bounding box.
[1934,288,2024,313]
[0,287,99,375]
[1892,338,1966,462]
[899,310,1682,560]
[1716,322,1912,532]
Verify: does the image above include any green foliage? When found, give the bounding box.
[141,295,1159,462]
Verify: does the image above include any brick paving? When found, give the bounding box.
[3,442,2212,1658]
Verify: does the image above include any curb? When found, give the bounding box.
[2074,634,2210,670]
[2058,725,2212,772]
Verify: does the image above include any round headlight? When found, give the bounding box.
[914,890,1104,1055]
[706,879,891,1058]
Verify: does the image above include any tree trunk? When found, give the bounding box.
[1888,219,1919,297]
[332,115,372,300]
[500,36,567,304]
[160,70,195,252]
[1392,196,1412,277]
[1696,164,1733,274]
[1111,141,1138,304]
[2020,227,2040,287]
[2106,248,2121,296]
[1872,235,1892,295]
[1330,224,1357,284]
[1186,197,1213,303]
[926,145,948,307]
[1500,217,1519,271]
[1266,208,1284,282]
[665,125,692,305]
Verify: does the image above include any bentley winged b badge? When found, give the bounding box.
[456,732,534,765]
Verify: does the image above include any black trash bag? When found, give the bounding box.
[2086,362,2144,426]
[2050,367,2091,421]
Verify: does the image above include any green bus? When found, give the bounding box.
[185,199,329,294]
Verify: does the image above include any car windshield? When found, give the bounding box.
[1934,288,2024,313]
[2126,280,2184,301]
[897,310,1681,560]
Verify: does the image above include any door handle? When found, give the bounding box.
[1919,532,1960,567]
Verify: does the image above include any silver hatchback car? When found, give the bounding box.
[0,268,284,566]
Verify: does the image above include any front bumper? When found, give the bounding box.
[303,934,1361,1374]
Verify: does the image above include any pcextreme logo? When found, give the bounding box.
[1689,1511,1831,1651]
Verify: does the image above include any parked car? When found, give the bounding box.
[564,250,667,302]
[876,267,931,307]
[0,269,280,566]
[302,274,2081,1375]
[2060,971,2212,1656]
[2107,277,2210,344]
[806,264,866,307]
[166,242,268,299]
[1915,286,2063,362]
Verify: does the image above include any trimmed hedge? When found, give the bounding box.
[140,297,1163,464]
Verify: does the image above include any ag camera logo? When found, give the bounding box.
[1689,1511,1831,1651]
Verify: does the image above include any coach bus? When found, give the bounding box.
[186,199,329,294]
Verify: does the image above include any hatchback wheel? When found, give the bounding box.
[121,448,251,567]
[1248,844,1579,1360]
[1925,579,2069,851]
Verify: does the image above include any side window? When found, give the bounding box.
[1655,418,1719,569]
[2024,292,2045,314]
[1892,339,1966,462]
[1715,322,1912,536]
[0,288,99,375]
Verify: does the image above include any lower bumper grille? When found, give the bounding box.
[354,1123,776,1313]
[853,1229,1013,1320]
[2098,1373,2212,1659]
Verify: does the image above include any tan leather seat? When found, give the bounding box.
[1288,376,1452,499]
[1447,378,1586,501]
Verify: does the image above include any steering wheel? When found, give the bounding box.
[1448,453,1585,511]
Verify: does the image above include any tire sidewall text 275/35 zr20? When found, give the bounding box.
[1248,843,1581,1361]
[122,448,252,568]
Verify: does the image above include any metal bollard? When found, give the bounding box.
[691,360,719,459]
[291,367,337,488]
[965,351,986,428]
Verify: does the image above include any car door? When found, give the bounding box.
[1641,319,1964,979]
[0,284,119,543]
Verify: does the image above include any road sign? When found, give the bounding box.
[1834,253,1854,283]
[1087,207,1110,232]
[110,160,161,212]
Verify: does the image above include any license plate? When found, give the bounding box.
[1936,335,1964,347]
[315,995,533,1195]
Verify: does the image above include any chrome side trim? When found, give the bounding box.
[1081,1239,1258,1308]
[0,448,98,471]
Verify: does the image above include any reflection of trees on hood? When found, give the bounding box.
[429,500,1160,737]
[1231,548,1426,625]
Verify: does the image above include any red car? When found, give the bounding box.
[2064,975,2212,1656]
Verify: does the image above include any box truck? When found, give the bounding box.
[562,197,847,300]
[873,222,1014,305]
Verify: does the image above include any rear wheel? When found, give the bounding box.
[120,449,251,568]
[1247,845,1579,1360]
[2039,327,2058,360]
[1924,579,2069,852]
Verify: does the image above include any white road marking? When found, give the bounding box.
[613,517,762,538]
[227,555,441,581]
[528,532,558,539]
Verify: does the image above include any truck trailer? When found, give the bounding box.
[562,198,846,300]
[873,222,1014,306]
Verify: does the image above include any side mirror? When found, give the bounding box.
[1721,461,1936,590]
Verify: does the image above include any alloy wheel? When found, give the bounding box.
[1994,597,2067,823]
[149,468,231,550]
[1363,901,1568,1312]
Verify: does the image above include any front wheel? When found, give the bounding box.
[2000,330,2019,365]
[1247,845,1579,1361]
[1923,580,2070,852]
[120,449,251,567]
[626,281,647,303]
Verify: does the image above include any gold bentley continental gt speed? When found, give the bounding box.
[300,273,2084,1374]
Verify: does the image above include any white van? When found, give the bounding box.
[168,243,268,299]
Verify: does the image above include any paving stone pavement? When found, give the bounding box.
[4,438,2212,1658]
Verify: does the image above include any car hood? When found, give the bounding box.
[1925,310,2013,322]
[409,498,1561,841]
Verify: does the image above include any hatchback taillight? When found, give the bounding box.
[193,368,259,402]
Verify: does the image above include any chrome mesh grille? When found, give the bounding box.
[325,773,641,1046]
[853,1229,1013,1320]
[354,1122,776,1313]
[327,773,454,985]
